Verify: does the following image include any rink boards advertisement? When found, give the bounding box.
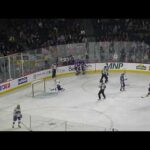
[96,63,150,72]
[1,62,150,94]
[0,82,10,92]
[56,64,96,74]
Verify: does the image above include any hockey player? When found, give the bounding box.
[145,84,150,97]
[75,61,81,75]
[81,60,86,75]
[12,104,22,128]
[51,78,57,91]
[100,66,108,83]
[141,84,150,98]
[52,64,57,78]
[120,72,127,91]
[98,80,106,100]
[56,80,65,92]
[104,63,109,76]
[147,84,150,96]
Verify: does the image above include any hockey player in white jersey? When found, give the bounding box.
[12,104,22,128]
[56,80,65,92]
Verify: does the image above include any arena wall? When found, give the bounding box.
[0,62,150,95]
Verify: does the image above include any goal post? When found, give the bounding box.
[31,78,46,97]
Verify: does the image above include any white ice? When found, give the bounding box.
[0,72,150,131]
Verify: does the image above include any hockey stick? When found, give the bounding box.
[49,88,56,91]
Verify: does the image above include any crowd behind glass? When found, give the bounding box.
[1,19,150,83]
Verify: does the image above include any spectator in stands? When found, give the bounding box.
[55,57,58,66]
[1,19,150,57]
[99,46,105,62]
[120,48,126,62]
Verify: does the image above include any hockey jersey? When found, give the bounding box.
[148,86,150,92]
[101,69,108,75]
[13,107,22,118]
[120,73,126,83]
[99,83,106,90]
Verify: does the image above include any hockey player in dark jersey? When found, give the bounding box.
[100,66,108,83]
[141,84,150,98]
[146,84,150,97]
[74,60,81,75]
[147,84,150,96]
[74,62,77,72]
[98,80,106,100]
[120,72,127,91]
[105,63,109,76]
[12,104,22,128]
[52,64,57,78]
[81,60,86,75]
[77,62,81,75]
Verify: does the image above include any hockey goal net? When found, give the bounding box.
[31,79,46,97]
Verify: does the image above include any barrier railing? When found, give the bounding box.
[0,41,150,84]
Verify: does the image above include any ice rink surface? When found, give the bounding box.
[1,72,150,131]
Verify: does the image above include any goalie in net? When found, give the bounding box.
[31,78,65,97]
[50,79,65,92]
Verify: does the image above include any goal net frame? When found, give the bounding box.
[31,78,46,97]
